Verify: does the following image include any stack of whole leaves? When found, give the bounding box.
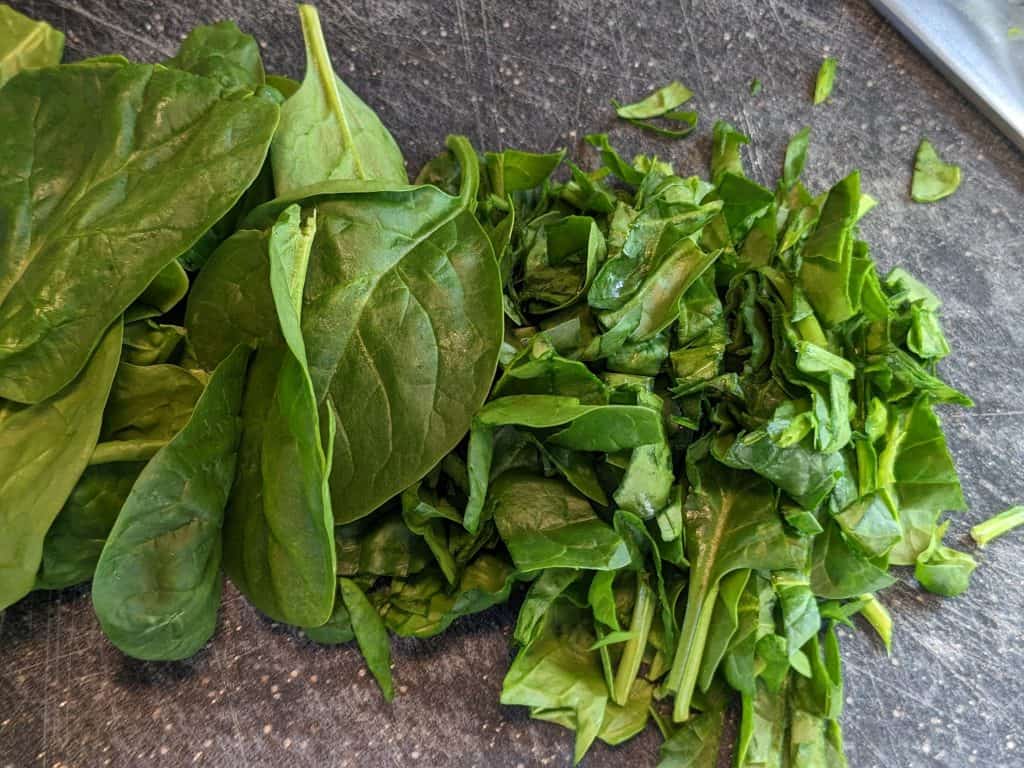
[0,4,990,766]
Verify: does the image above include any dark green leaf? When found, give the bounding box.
[92,345,249,660]
[339,577,394,700]
[810,519,895,599]
[166,21,264,91]
[490,472,630,572]
[667,459,808,719]
[222,205,336,627]
[0,59,277,403]
[35,462,144,591]
[0,322,121,611]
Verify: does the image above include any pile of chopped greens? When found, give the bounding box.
[2,4,1020,766]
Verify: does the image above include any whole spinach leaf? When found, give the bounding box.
[0,322,121,611]
[0,59,278,403]
[91,345,248,660]
[222,205,337,627]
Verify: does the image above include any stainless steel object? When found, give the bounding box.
[870,0,1024,152]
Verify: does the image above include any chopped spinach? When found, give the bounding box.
[813,56,837,104]
[911,139,961,202]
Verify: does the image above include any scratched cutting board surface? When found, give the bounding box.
[1,1,1023,767]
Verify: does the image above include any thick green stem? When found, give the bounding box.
[667,580,720,722]
[612,572,654,705]
[970,505,1024,548]
[858,593,892,654]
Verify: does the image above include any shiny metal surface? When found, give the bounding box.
[871,0,1024,152]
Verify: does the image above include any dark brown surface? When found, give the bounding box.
[2,1,1023,766]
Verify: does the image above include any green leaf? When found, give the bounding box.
[914,521,976,597]
[501,598,608,764]
[657,682,729,767]
[165,20,264,91]
[799,171,860,327]
[588,570,621,630]
[610,83,700,139]
[773,571,821,664]
[735,680,788,768]
[813,57,837,104]
[585,133,645,186]
[99,362,206,446]
[304,592,354,645]
[490,472,630,573]
[881,398,966,565]
[911,139,961,203]
[339,577,395,700]
[971,505,1024,548]
[515,568,581,647]
[667,459,808,720]
[92,345,249,660]
[832,491,901,558]
[597,239,720,346]
[783,127,811,189]
[0,59,278,404]
[271,4,406,195]
[697,568,751,692]
[615,81,693,119]
[485,148,564,195]
[35,462,144,591]
[711,120,749,182]
[477,395,663,453]
[520,215,607,314]
[810,518,896,599]
[222,205,336,627]
[192,143,502,527]
[335,511,433,578]
[400,483,460,585]
[381,554,518,638]
[791,624,843,719]
[714,430,844,510]
[122,321,186,367]
[0,5,63,86]
[599,679,653,745]
[0,321,121,611]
